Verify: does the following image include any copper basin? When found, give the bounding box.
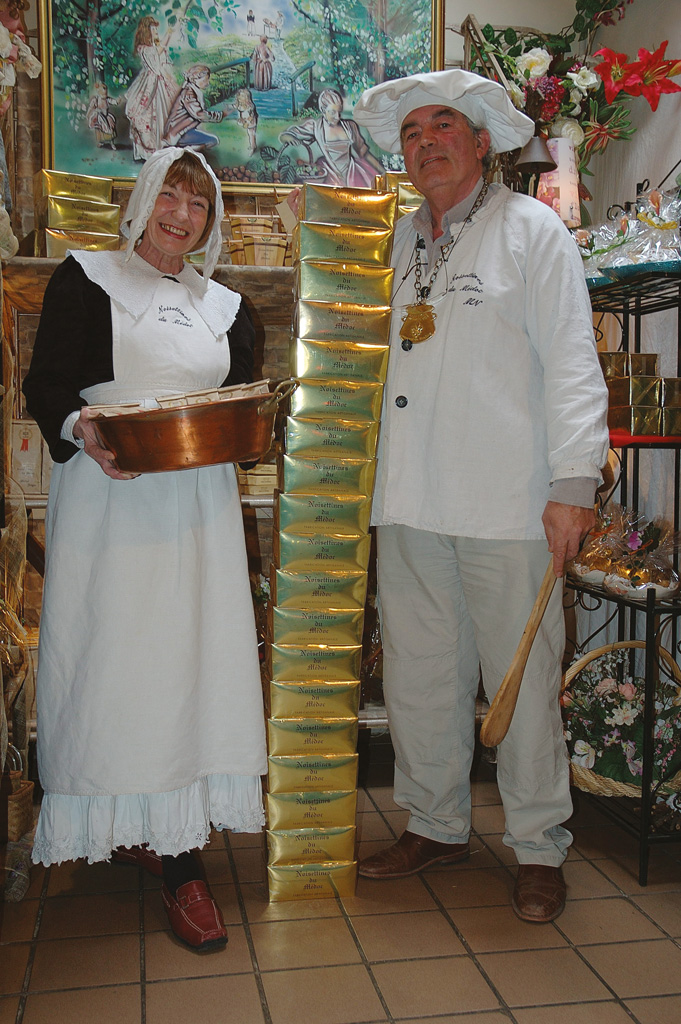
[90,379,297,474]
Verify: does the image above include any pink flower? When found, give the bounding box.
[618,681,637,700]
[627,531,642,550]
[595,677,618,696]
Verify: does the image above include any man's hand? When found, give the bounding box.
[73,408,139,481]
[542,500,595,578]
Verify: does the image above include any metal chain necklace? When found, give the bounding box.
[399,179,489,345]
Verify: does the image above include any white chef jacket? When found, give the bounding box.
[371,182,609,540]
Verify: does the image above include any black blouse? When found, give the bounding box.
[23,255,255,463]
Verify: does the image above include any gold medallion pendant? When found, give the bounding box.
[399,303,436,343]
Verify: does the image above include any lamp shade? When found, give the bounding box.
[514,135,557,176]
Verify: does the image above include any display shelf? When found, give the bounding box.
[569,273,681,884]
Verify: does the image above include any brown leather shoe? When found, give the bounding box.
[512,864,566,923]
[359,830,469,879]
[162,880,228,952]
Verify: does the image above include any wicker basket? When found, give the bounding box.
[562,640,681,798]
[6,779,34,842]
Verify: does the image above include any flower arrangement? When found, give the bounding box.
[562,646,681,791]
[472,0,680,187]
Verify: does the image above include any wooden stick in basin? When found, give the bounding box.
[479,561,557,748]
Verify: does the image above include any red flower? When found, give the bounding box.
[593,47,638,103]
[624,41,681,111]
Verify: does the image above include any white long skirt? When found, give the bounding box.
[32,452,267,866]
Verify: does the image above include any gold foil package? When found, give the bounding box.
[267,790,357,830]
[296,260,394,306]
[292,337,390,384]
[661,378,681,407]
[267,718,358,756]
[295,300,392,347]
[35,229,120,257]
[269,681,360,720]
[662,408,681,435]
[270,606,365,646]
[290,380,384,421]
[267,861,357,901]
[300,184,396,228]
[285,416,379,459]
[268,755,358,793]
[276,493,372,535]
[270,569,367,610]
[608,406,661,434]
[33,168,113,205]
[606,376,662,406]
[35,195,120,235]
[273,530,371,574]
[267,826,356,865]
[293,221,393,267]
[278,455,376,497]
[269,642,362,683]
[599,351,659,378]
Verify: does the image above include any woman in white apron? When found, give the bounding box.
[23,149,267,953]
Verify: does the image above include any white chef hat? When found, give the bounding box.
[353,69,534,154]
[120,147,224,293]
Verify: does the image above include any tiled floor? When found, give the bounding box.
[2,747,681,1024]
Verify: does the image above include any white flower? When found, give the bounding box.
[0,24,12,60]
[568,88,584,115]
[516,48,552,80]
[508,81,526,109]
[549,117,585,147]
[605,704,639,727]
[567,67,599,93]
[572,739,596,768]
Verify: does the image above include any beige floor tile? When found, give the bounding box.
[47,859,138,897]
[561,860,620,899]
[356,812,393,842]
[632,891,681,936]
[478,947,611,1007]
[425,867,513,909]
[200,849,235,886]
[352,910,465,960]
[571,825,640,861]
[251,917,359,971]
[262,964,386,1024]
[228,828,265,849]
[625,995,681,1024]
[398,1016,508,1024]
[356,789,372,812]
[372,956,499,1017]
[559,895,666,945]
[471,781,503,806]
[513,1002,634,1024]
[450,905,567,952]
[22,984,141,1024]
[22,866,46,901]
[241,882,343,923]
[29,934,140,991]
[0,898,39,943]
[0,944,29,996]
[365,787,400,812]
[471,804,507,834]
[145,924,252,979]
[342,873,437,916]
[597,854,681,895]
[38,890,140,940]
[0,997,19,1024]
[232,846,267,884]
[381,809,410,834]
[146,974,265,1024]
[579,939,681,998]
[143,882,242,932]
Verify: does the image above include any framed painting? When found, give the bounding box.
[39,0,443,190]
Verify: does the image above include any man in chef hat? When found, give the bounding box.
[352,70,609,923]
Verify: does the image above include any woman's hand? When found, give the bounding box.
[73,408,140,481]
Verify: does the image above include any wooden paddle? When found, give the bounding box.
[479,560,557,748]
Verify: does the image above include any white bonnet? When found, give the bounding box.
[120,147,224,292]
[353,69,534,154]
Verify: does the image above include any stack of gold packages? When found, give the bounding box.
[600,351,681,436]
[34,169,119,257]
[379,172,422,218]
[266,183,396,901]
